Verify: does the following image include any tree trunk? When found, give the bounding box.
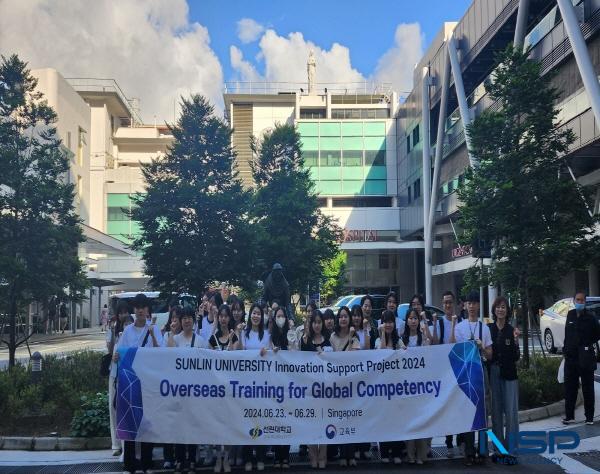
[8,298,17,369]
[522,286,530,368]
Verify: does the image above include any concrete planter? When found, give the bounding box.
[0,436,110,451]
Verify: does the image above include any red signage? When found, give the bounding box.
[452,244,472,259]
[343,230,378,243]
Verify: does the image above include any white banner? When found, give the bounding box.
[116,342,486,444]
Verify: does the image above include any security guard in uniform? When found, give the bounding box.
[562,290,600,425]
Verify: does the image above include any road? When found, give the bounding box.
[0,329,106,369]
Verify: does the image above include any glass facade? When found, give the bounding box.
[297,121,387,196]
[106,193,141,244]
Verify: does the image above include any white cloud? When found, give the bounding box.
[229,23,423,98]
[373,23,424,98]
[0,0,224,123]
[237,18,265,44]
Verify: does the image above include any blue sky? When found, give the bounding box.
[190,0,472,83]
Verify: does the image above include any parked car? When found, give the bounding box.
[109,291,197,330]
[540,296,600,353]
[396,303,445,323]
[320,294,387,320]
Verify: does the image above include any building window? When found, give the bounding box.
[67,131,72,150]
[77,127,86,166]
[342,150,363,167]
[330,108,390,119]
[300,108,326,119]
[412,124,420,146]
[406,136,411,154]
[365,149,385,166]
[303,150,319,167]
[317,197,328,207]
[321,150,340,167]
[413,178,421,199]
[379,253,390,270]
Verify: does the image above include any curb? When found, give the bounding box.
[518,390,583,423]
[0,436,111,451]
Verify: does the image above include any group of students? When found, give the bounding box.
[106,288,524,473]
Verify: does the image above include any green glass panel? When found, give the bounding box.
[320,150,340,167]
[107,193,131,207]
[300,136,319,150]
[319,122,341,136]
[316,180,342,195]
[364,136,386,150]
[107,221,130,235]
[130,221,142,236]
[342,136,363,151]
[364,122,386,136]
[342,167,363,180]
[342,180,364,194]
[364,180,387,195]
[308,167,319,181]
[364,166,387,180]
[320,136,341,149]
[364,149,386,166]
[297,122,319,136]
[319,167,341,180]
[341,122,363,136]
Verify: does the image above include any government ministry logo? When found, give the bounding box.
[325,424,336,439]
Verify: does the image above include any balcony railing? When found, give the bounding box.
[224,81,394,97]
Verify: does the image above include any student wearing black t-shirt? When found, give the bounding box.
[488,296,520,461]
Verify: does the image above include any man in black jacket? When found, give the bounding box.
[562,290,600,425]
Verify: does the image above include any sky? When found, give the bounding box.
[0,0,471,123]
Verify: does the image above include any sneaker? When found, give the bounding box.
[447,446,454,458]
[586,419,594,425]
[214,457,222,473]
[282,461,290,469]
[339,459,347,467]
[407,457,415,464]
[318,461,326,469]
[257,462,265,471]
[162,461,172,469]
[464,456,474,466]
[273,462,281,469]
[310,461,318,469]
[244,462,253,472]
[380,457,389,463]
[223,458,231,473]
[562,418,575,425]
[354,451,360,460]
[393,457,402,465]
[349,459,357,467]
[113,448,123,456]
[416,459,424,465]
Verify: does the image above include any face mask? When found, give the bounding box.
[276,317,286,328]
[575,303,585,312]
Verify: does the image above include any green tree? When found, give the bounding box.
[458,46,600,366]
[0,55,87,368]
[131,95,256,295]
[321,252,347,303]
[251,124,342,296]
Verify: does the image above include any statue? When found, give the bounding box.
[307,50,316,94]
[262,263,292,317]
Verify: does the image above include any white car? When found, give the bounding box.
[540,297,600,353]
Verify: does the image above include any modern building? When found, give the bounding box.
[397,0,600,311]
[224,81,434,299]
[31,71,172,328]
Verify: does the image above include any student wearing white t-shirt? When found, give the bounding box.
[238,303,270,472]
[113,293,162,474]
[449,290,492,466]
[166,306,204,472]
[401,309,432,465]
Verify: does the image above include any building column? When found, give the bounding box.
[514,0,530,49]
[556,0,600,126]
[447,32,476,167]
[422,67,433,304]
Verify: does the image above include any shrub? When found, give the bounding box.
[70,392,110,438]
[518,356,563,410]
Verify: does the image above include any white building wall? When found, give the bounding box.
[33,68,91,225]
[252,104,295,141]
